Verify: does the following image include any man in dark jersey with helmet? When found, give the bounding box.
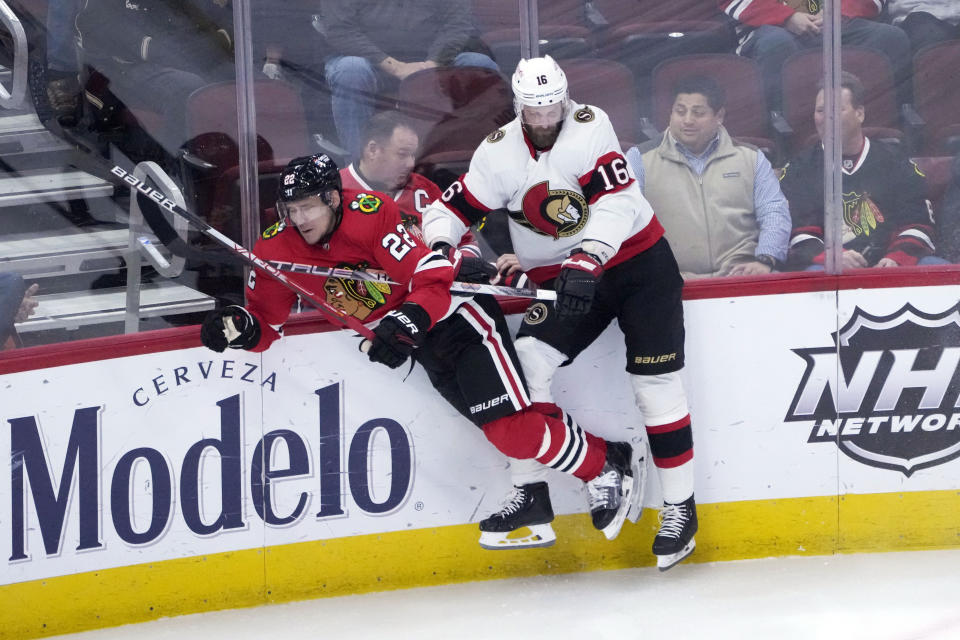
[199,153,641,549]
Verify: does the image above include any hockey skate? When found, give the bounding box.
[653,494,698,571]
[586,441,642,541]
[478,482,556,550]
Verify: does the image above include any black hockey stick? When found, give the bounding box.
[47,121,377,340]
[134,201,554,301]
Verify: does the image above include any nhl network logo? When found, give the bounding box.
[785,303,960,476]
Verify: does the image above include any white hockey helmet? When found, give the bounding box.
[512,55,569,120]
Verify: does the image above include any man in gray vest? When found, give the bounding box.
[626,76,790,279]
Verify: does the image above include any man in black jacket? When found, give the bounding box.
[779,71,935,270]
[321,0,497,159]
[75,0,234,156]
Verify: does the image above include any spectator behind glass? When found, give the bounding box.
[626,75,790,279]
[340,110,483,257]
[779,71,936,271]
[321,0,498,159]
[720,0,911,111]
[0,275,38,348]
[75,0,235,158]
[888,1,960,53]
[932,151,960,264]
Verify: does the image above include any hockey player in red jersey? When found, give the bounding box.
[199,153,640,549]
[422,56,699,570]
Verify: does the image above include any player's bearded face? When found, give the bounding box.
[521,104,564,149]
[282,191,340,245]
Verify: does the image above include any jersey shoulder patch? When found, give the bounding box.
[486,128,506,143]
[261,220,286,239]
[348,192,384,214]
[573,106,595,123]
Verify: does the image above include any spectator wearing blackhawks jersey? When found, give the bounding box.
[339,110,482,258]
[200,154,639,550]
[779,72,935,270]
[721,0,911,111]
[422,56,698,571]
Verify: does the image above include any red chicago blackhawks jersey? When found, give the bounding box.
[421,100,664,283]
[340,163,482,257]
[245,187,455,352]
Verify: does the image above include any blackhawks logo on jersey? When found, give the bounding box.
[518,181,589,238]
[323,262,392,321]
[349,192,383,214]
[843,191,884,238]
[261,220,286,239]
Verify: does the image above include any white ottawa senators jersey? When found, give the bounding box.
[422,100,664,283]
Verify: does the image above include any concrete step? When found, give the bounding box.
[0,167,113,206]
[0,228,130,277]
[16,280,215,332]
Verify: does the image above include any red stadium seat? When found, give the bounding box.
[781,47,903,154]
[562,58,639,147]
[650,54,774,157]
[398,66,513,185]
[181,80,311,235]
[912,41,960,157]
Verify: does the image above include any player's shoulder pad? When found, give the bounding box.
[485,127,506,143]
[347,191,386,215]
[261,220,287,240]
[572,105,597,124]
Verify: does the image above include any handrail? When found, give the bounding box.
[0,0,28,109]
[125,161,188,333]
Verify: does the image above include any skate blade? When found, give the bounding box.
[656,538,696,571]
[601,468,637,541]
[626,452,647,524]
[479,524,557,550]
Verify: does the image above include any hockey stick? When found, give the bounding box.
[47,123,377,340]
[101,161,555,300]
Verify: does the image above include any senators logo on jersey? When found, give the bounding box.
[573,106,595,123]
[517,181,589,238]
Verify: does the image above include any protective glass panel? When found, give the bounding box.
[0,0,242,354]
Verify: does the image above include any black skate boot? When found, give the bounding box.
[478,482,556,550]
[586,441,643,541]
[653,494,698,571]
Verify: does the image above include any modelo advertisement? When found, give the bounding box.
[3,285,960,585]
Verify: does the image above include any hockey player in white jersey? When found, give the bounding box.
[422,55,698,570]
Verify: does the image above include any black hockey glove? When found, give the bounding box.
[367,303,430,369]
[554,251,603,318]
[433,242,498,284]
[200,305,261,352]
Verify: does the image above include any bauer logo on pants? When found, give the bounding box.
[785,303,960,476]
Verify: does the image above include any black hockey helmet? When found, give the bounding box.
[276,154,344,236]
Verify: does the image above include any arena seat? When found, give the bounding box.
[562,58,639,147]
[912,41,960,157]
[649,54,774,158]
[471,0,595,75]
[398,66,513,185]
[780,47,903,154]
[181,79,310,235]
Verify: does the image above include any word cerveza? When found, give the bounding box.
[131,358,278,406]
[7,383,413,562]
